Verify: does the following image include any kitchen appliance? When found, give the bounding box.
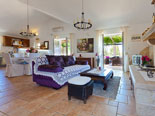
[132,55,142,65]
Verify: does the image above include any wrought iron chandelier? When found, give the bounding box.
[73,0,92,30]
[20,0,36,37]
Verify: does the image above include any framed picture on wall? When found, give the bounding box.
[44,41,49,49]
[131,35,141,41]
[77,38,94,53]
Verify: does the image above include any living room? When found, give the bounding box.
[0,0,155,116]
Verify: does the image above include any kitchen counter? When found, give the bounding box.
[129,65,155,116]
[130,65,155,91]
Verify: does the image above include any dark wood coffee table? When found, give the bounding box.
[80,68,113,90]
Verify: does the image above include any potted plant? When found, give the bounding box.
[141,56,152,66]
[105,56,110,64]
[26,47,38,53]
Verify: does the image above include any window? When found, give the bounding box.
[54,38,71,55]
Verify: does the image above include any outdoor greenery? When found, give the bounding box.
[104,36,113,45]
[104,35,122,45]
[61,42,70,48]
[112,35,122,44]
[104,34,122,57]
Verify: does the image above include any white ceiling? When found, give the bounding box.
[0,0,154,35]
[22,0,154,28]
[0,0,57,36]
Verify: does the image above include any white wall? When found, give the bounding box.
[44,21,154,69]
[0,16,152,66]
[72,30,97,58]
[126,23,151,62]
[45,21,152,60]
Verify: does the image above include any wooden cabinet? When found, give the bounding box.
[76,57,95,68]
[22,39,30,47]
[3,36,30,48]
[3,36,12,46]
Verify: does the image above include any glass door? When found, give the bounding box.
[54,38,71,55]
[103,33,124,71]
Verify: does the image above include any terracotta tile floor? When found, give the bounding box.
[0,68,137,116]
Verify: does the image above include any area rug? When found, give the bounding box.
[93,76,121,99]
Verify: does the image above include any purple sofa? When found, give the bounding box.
[32,56,90,89]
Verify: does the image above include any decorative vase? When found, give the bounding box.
[96,57,100,66]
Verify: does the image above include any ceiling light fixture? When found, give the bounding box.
[73,0,92,30]
[20,0,36,37]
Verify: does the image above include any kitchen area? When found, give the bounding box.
[0,35,52,67]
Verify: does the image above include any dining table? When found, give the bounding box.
[11,57,31,64]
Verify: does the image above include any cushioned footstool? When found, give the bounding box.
[68,76,94,104]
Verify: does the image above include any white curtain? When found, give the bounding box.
[69,33,75,55]
[96,30,104,68]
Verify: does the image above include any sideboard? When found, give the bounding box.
[76,57,95,68]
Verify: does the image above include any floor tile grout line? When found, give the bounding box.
[116,101,120,116]
[0,111,8,116]
[0,69,136,116]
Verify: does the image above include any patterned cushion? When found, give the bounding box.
[55,56,65,67]
[36,57,49,66]
[64,56,75,66]
[38,65,63,72]
[46,55,55,65]
[46,55,65,67]
[49,57,56,65]
[53,61,62,67]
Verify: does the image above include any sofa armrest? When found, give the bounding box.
[75,60,88,65]
[32,61,36,74]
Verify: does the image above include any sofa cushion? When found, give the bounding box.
[55,56,65,67]
[49,57,56,65]
[46,55,55,64]
[53,61,62,67]
[38,65,63,73]
[63,56,75,66]
[46,55,65,67]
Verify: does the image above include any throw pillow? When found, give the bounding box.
[38,65,63,73]
[49,57,56,65]
[46,55,55,64]
[55,56,65,67]
[64,56,75,66]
